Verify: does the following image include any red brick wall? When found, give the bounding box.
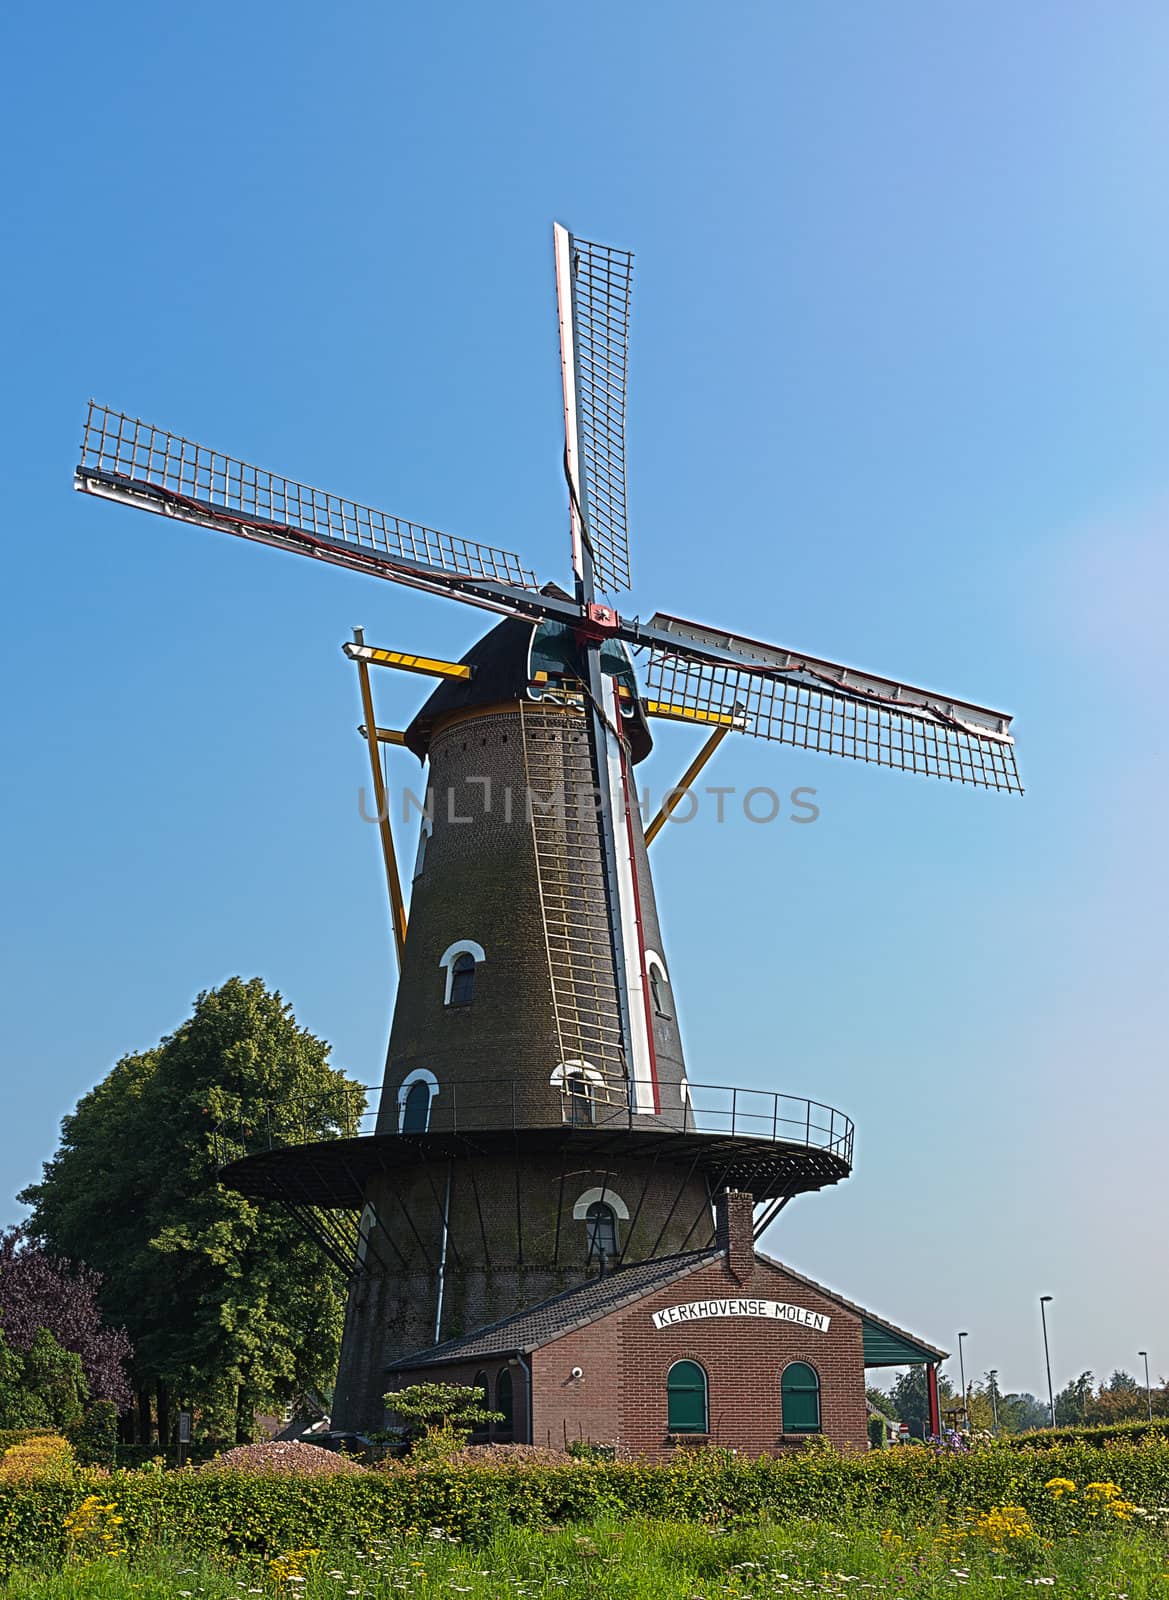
[537,1253,868,1459]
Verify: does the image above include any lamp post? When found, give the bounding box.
[1139,1351,1152,1423]
[1040,1296,1055,1427]
[958,1331,969,1430]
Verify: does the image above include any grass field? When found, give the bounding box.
[0,1516,1162,1599]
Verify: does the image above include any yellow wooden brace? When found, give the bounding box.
[645,698,740,728]
[343,642,472,681]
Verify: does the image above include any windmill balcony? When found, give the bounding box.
[212,1079,855,1212]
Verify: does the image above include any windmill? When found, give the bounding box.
[73,223,1021,1429]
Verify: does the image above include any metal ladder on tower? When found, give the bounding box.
[520,695,629,1114]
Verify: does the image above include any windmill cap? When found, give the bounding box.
[403,603,652,764]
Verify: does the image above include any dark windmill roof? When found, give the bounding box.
[403,589,653,763]
[403,614,536,760]
[386,1250,718,1370]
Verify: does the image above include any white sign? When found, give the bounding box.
[651,1298,831,1332]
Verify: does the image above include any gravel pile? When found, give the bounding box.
[200,1440,367,1475]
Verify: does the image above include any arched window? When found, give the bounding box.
[413,812,433,880]
[585,1200,618,1262]
[474,1370,491,1413]
[646,951,671,1018]
[667,1360,708,1434]
[397,1069,439,1133]
[439,940,485,1006]
[402,1080,430,1133]
[781,1361,821,1433]
[355,1203,376,1268]
[496,1367,514,1434]
[566,1072,594,1125]
[552,1061,602,1126]
[449,951,476,1006]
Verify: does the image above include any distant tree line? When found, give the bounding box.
[16,976,362,1446]
[870,1363,1168,1439]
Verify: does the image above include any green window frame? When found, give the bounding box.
[781,1361,821,1433]
[666,1359,708,1434]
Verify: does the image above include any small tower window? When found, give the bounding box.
[449,951,476,1006]
[552,1061,604,1126]
[397,1069,439,1133]
[781,1361,821,1433]
[585,1200,618,1262]
[566,1071,594,1125]
[650,968,666,1014]
[402,1080,430,1133]
[667,1360,708,1434]
[413,812,433,880]
[440,940,485,1006]
[646,951,671,1018]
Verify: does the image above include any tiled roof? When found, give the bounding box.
[387,1250,719,1369]
[388,1244,946,1371]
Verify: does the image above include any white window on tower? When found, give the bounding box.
[572,1187,630,1263]
[397,1068,440,1133]
[551,1060,604,1125]
[413,812,434,880]
[645,950,671,1018]
[439,940,485,1006]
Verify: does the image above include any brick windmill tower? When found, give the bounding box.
[73,224,1021,1433]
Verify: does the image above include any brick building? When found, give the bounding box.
[386,1191,945,1456]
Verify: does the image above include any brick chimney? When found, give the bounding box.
[715,1189,756,1284]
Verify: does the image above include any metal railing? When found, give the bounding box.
[211,1078,854,1169]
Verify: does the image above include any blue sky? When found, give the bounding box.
[3,0,1166,1403]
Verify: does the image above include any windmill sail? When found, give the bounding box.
[639,613,1022,793]
[554,226,634,596]
[75,403,541,613]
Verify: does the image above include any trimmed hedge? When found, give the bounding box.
[1006,1417,1169,1449]
[0,1431,55,1454]
[0,1438,1167,1571]
[113,1442,221,1470]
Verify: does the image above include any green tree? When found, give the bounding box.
[1053,1369,1094,1426]
[20,977,363,1443]
[0,1326,88,1430]
[385,1382,503,1460]
[997,1390,1050,1432]
[1086,1370,1147,1425]
[889,1367,954,1439]
[865,1385,895,1420]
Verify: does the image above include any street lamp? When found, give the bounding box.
[958,1332,969,1430]
[1040,1296,1055,1427]
[1139,1351,1152,1423]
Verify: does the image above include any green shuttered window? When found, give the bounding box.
[781,1361,821,1432]
[667,1360,708,1433]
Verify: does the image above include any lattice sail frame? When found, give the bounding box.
[77,403,539,591]
[569,236,634,595]
[644,644,1022,792]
